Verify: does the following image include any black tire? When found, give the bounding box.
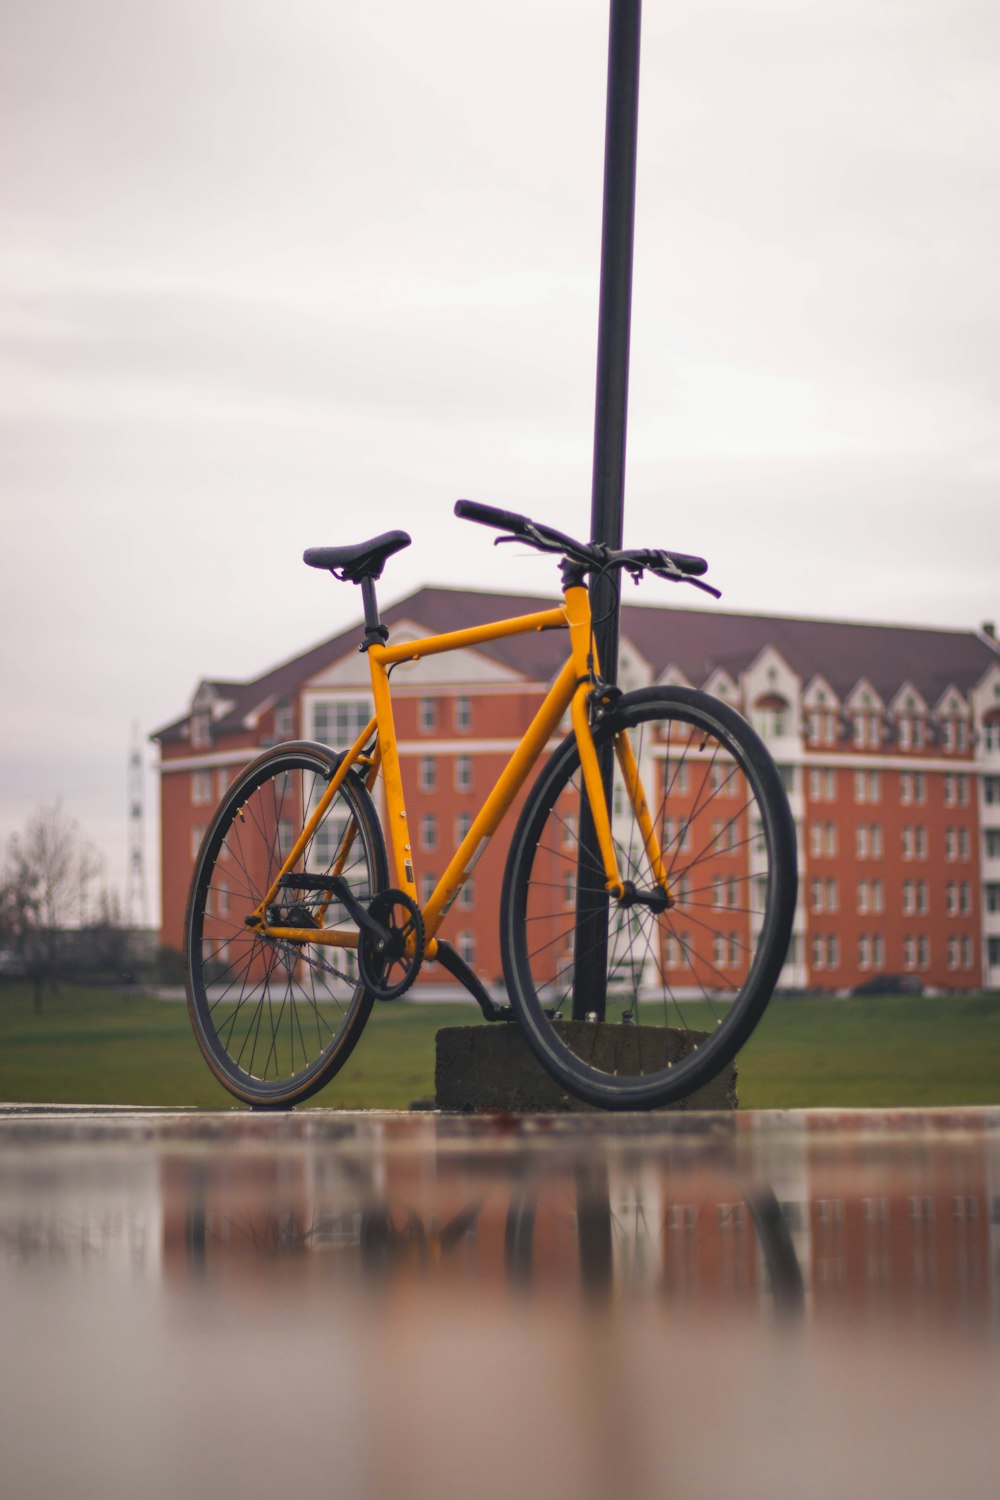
[501,687,797,1109]
[185,741,388,1107]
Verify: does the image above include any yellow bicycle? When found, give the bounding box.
[185,501,797,1109]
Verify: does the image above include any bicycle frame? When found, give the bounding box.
[248,583,672,958]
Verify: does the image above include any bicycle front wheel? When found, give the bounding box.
[501,687,797,1110]
[185,741,388,1107]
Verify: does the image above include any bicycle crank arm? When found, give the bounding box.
[322,876,393,945]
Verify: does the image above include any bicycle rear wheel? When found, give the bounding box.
[185,741,387,1106]
[501,687,797,1109]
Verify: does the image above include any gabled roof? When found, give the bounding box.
[153,585,1000,745]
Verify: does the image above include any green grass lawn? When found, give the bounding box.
[0,983,998,1111]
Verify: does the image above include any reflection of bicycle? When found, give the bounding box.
[185,502,797,1110]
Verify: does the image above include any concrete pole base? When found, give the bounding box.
[434,1021,737,1112]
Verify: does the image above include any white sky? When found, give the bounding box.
[1,0,998,920]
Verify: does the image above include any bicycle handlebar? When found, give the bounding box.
[453,500,720,597]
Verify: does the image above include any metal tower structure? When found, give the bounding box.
[126,724,150,930]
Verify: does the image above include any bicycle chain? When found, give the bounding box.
[270,937,358,988]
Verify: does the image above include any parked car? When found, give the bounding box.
[851,974,923,997]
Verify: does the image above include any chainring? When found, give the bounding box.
[358,888,425,1000]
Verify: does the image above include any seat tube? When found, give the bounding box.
[366,647,417,899]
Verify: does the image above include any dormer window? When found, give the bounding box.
[274,700,294,739]
[754,694,790,741]
[192,712,211,747]
[853,712,880,749]
[940,715,968,753]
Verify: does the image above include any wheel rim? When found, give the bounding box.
[188,755,380,1097]
[507,696,794,1101]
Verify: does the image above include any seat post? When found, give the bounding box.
[360,576,389,649]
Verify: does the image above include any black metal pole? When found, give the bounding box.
[572,0,642,1022]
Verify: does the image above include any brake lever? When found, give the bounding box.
[650,565,722,600]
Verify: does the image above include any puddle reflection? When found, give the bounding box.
[0,1111,995,1330]
[2,1112,1000,1500]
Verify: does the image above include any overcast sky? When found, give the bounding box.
[1,0,998,921]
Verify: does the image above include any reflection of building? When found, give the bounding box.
[151,1116,997,1327]
[153,588,1000,993]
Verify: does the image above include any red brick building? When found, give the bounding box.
[154,588,1000,994]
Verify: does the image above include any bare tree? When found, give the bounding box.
[0,803,106,1010]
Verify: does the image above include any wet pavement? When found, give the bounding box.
[1,1104,999,1499]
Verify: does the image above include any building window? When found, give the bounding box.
[273,700,294,739]
[959,827,969,860]
[947,936,959,971]
[962,935,973,970]
[903,881,915,916]
[456,811,473,843]
[854,771,880,804]
[858,934,871,970]
[313,699,372,747]
[827,935,839,968]
[904,935,916,971]
[455,755,473,792]
[216,767,232,798]
[945,827,957,861]
[872,879,884,913]
[191,826,204,859]
[458,930,475,965]
[858,880,870,914]
[810,825,824,858]
[902,827,913,861]
[420,814,438,851]
[985,778,1000,805]
[419,698,436,733]
[987,884,1000,914]
[459,878,474,910]
[958,775,969,805]
[811,935,826,970]
[811,879,825,913]
[918,935,930,970]
[191,712,211,747]
[826,879,838,912]
[825,823,837,856]
[455,696,472,732]
[916,880,928,915]
[946,881,957,916]
[192,770,213,806]
[873,935,885,968]
[960,881,971,916]
[420,872,437,904]
[857,826,869,860]
[419,757,436,793]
